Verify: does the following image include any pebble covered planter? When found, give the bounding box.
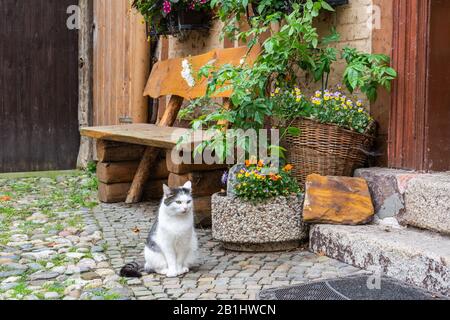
[211,193,309,252]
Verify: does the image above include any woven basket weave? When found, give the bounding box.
[283,118,376,185]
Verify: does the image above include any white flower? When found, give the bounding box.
[181,59,195,88]
[182,59,190,70]
[239,58,245,65]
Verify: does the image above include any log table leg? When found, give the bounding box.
[126,95,184,204]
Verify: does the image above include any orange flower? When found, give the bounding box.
[0,196,11,202]
[270,174,281,182]
[283,164,293,172]
[257,160,265,167]
[245,157,257,167]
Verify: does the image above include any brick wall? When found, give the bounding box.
[316,0,374,106]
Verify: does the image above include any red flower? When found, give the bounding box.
[163,1,171,14]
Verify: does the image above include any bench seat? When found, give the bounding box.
[80,124,202,149]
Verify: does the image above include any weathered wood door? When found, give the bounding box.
[389,0,450,171]
[0,0,79,173]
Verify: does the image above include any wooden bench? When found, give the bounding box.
[81,45,260,225]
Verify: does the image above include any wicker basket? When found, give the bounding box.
[283,118,376,185]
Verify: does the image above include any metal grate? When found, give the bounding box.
[258,276,448,301]
[259,282,348,300]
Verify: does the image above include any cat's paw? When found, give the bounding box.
[179,267,189,274]
[165,269,179,278]
[159,268,169,276]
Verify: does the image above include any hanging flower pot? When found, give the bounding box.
[177,8,212,32]
[134,0,212,37]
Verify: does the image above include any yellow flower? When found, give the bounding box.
[275,88,281,94]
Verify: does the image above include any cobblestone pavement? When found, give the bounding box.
[95,202,366,300]
[0,172,365,300]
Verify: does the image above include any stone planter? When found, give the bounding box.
[211,193,309,252]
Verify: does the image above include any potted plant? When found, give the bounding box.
[272,86,377,184]
[270,44,397,184]
[212,160,309,252]
[132,0,212,36]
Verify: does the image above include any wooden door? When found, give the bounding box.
[0,0,79,172]
[93,0,150,126]
[389,0,450,171]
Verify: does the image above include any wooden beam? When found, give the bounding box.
[77,0,94,168]
[125,95,184,203]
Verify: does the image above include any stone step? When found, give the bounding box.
[355,168,450,235]
[402,174,450,235]
[310,224,450,296]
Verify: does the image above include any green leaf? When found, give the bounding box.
[321,1,335,11]
[287,127,301,136]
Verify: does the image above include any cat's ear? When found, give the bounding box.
[183,181,192,191]
[163,184,171,197]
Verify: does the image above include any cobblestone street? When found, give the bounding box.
[0,173,364,300]
[96,202,365,300]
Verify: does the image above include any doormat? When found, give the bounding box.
[258,275,447,300]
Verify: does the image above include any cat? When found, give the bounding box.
[120,181,198,278]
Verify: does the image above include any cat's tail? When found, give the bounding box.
[120,261,144,278]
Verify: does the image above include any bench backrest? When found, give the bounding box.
[143,45,260,100]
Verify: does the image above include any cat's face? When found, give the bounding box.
[162,181,193,216]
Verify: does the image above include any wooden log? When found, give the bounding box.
[98,182,131,203]
[97,159,169,184]
[143,179,167,200]
[126,95,184,203]
[96,140,145,162]
[165,149,228,174]
[97,161,139,184]
[193,196,212,227]
[168,171,224,197]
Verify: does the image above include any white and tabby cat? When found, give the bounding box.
[120,181,198,278]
